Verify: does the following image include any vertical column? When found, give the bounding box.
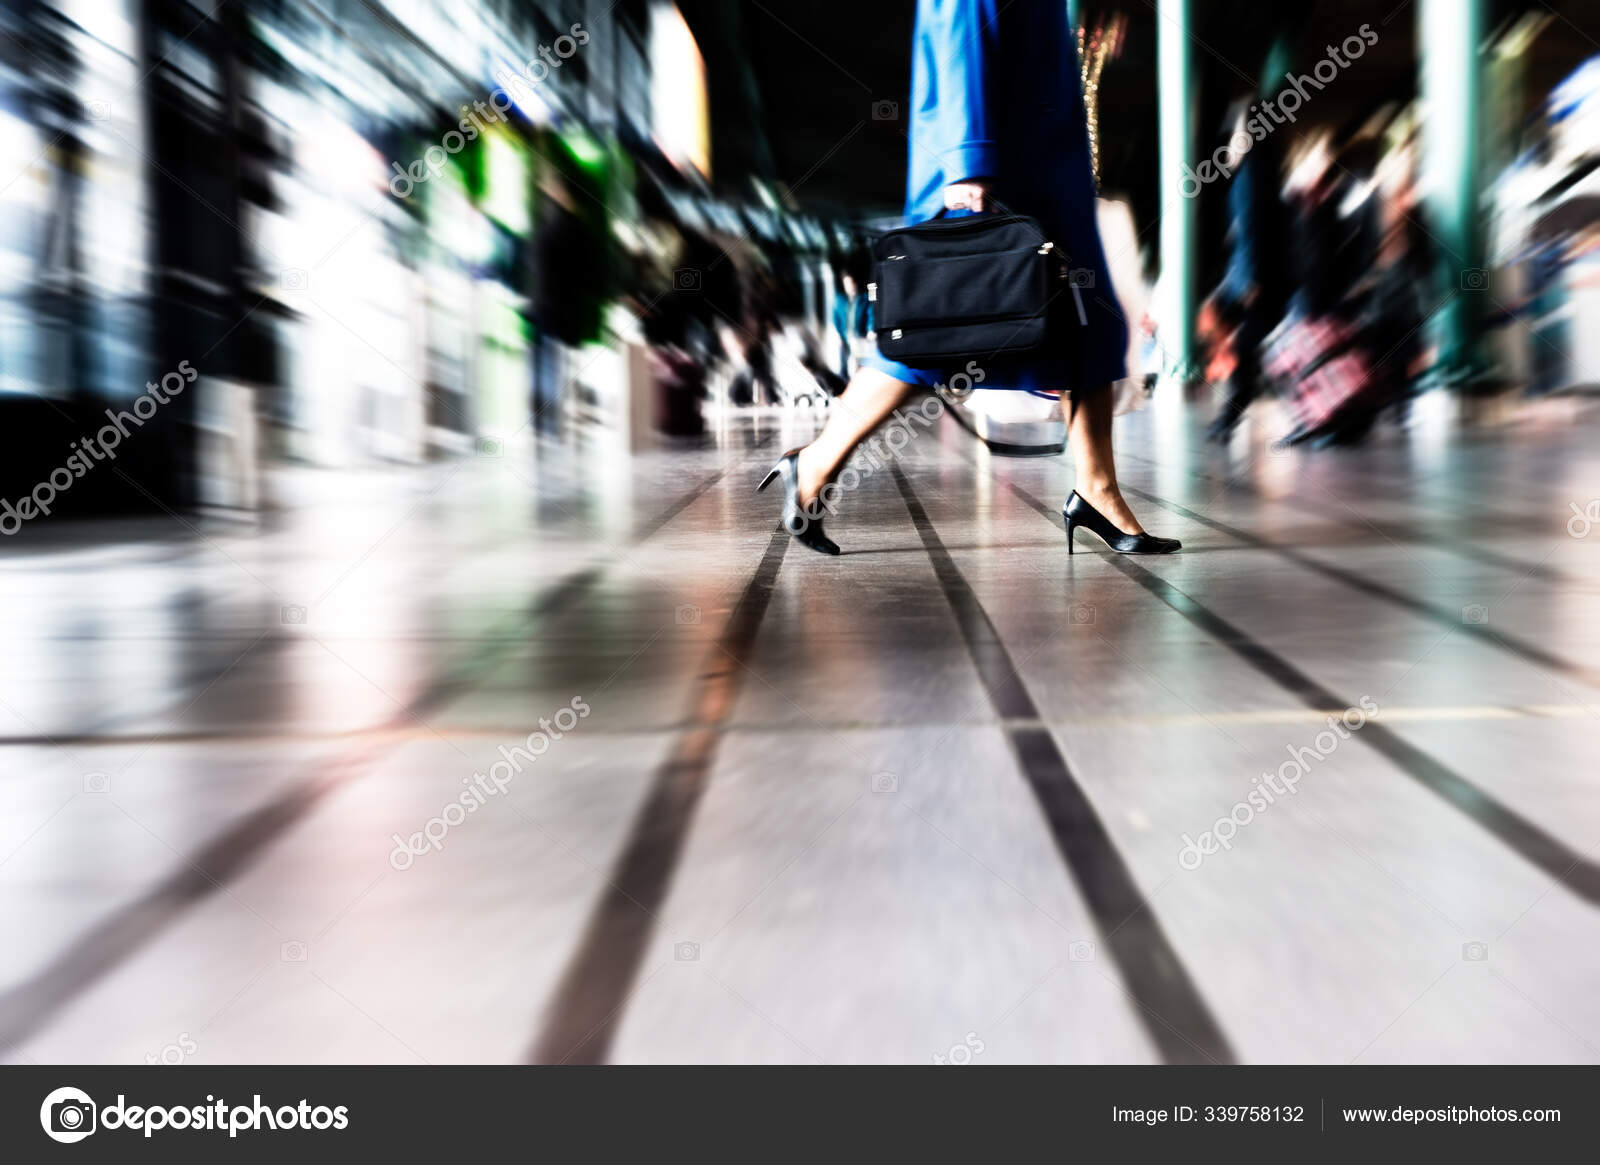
[585,0,617,129]
[1157,0,1197,383]
[1419,0,1489,385]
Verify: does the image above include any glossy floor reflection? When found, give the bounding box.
[3,396,1599,1064]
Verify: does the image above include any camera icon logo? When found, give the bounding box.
[83,771,110,794]
[476,437,503,457]
[1069,939,1096,963]
[674,941,699,962]
[281,940,308,962]
[1069,603,1095,625]
[870,771,898,794]
[1460,268,1488,291]
[280,268,309,291]
[675,604,701,626]
[40,1086,96,1143]
[1267,438,1291,457]
[1461,604,1489,625]
[1067,268,1095,289]
[1462,941,1489,962]
[86,99,111,121]
[872,99,900,121]
[280,604,307,625]
[674,267,702,291]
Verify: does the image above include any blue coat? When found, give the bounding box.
[863,0,1128,394]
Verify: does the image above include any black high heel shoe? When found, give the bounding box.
[1062,491,1181,555]
[757,449,840,556]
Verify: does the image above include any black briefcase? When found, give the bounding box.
[869,212,1085,368]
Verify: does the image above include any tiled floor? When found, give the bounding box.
[2,395,1599,1064]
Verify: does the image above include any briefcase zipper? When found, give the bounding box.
[897,214,1032,233]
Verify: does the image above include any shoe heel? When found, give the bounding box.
[757,466,780,493]
[1065,517,1076,554]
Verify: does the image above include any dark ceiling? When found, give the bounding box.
[682,0,1598,239]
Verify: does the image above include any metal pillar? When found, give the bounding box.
[1156,0,1197,383]
[1419,0,1491,386]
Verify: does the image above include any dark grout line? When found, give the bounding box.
[1000,475,1600,910]
[0,470,731,1057]
[34,465,735,748]
[528,525,790,1065]
[891,463,1237,1066]
[1117,483,1600,691]
[1124,449,1578,587]
[0,567,604,1057]
[7,703,1580,752]
[632,467,733,541]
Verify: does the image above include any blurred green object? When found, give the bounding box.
[536,131,613,348]
[562,127,608,172]
[482,129,532,236]
[1420,0,1492,387]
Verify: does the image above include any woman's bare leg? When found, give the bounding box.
[794,367,917,505]
[796,372,1151,533]
[1064,386,1146,534]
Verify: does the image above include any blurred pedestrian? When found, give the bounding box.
[741,268,781,407]
[1268,136,1392,446]
[1366,139,1433,421]
[831,261,872,383]
[1204,104,1290,442]
[532,168,590,436]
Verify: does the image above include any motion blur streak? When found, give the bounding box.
[1,0,1598,1066]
